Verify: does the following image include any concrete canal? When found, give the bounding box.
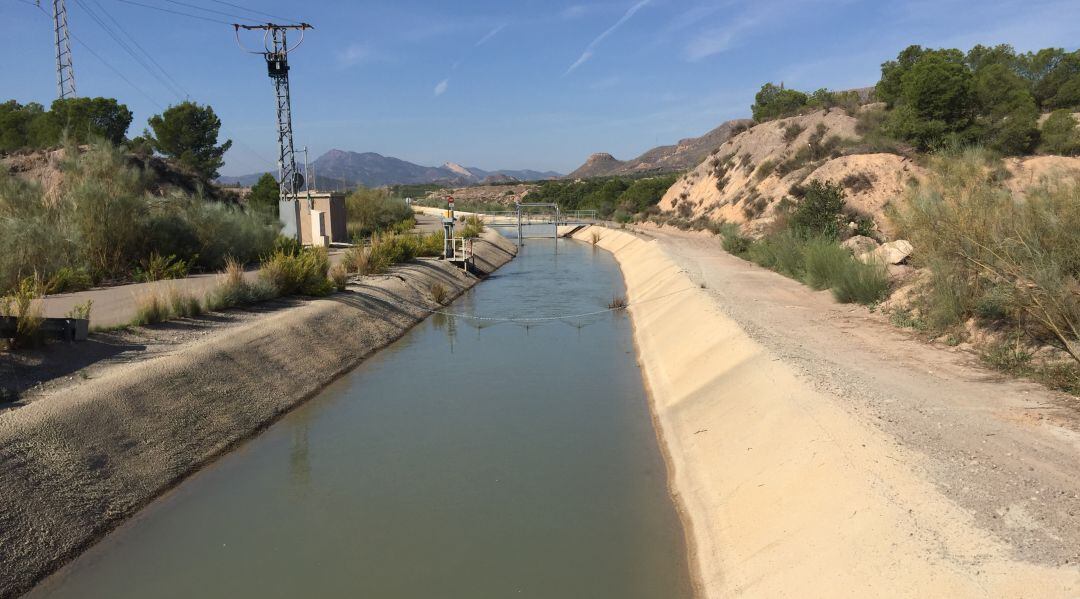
[28,236,693,598]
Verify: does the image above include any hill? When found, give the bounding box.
[219,150,561,189]
[567,119,753,179]
[658,108,1080,238]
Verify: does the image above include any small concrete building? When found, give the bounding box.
[280,192,348,246]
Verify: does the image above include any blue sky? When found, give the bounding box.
[5,0,1080,176]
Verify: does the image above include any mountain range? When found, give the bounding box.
[218,149,562,189]
[567,119,754,179]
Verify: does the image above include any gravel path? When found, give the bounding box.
[644,226,1080,567]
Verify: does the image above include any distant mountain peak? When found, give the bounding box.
[568,119,753,179]
[219,151,562,188]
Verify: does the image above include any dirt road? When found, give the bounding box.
[646,225,1080,567]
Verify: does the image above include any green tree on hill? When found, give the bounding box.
[247,173,280,217]
[752,83,810,122]
[1040,110,1080,155]
[146,101,232,180]
[35,97,133,147]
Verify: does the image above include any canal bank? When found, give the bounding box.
[0,231,516,599]
[573,225,1080,598]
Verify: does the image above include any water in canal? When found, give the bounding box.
[29,236,693,599]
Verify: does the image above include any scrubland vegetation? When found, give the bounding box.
[720,181,889,306]
[0,140,278,296]
[888,148,1080,390]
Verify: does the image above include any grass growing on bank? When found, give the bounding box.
[722,182,889,306]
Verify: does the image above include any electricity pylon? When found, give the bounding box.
[234,22,313,240]
[38,0,76,99]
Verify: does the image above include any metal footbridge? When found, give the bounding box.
[474,203,597,244]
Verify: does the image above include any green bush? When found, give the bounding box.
[1040,110,1080,155]
[790,180,846,239]
[803,238,852,290]
[205,258,275,310]
[718,223,751,255]
[346,187,414,238]
[459,215,485,239]
[134,253,190,282]
[830,259,889,305]
[259,247,334,297]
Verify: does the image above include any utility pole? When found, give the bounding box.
[301,145,312,203]
[38,0,76,99]
[233,22,313,241]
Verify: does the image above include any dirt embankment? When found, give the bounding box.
[0,230,517,599]
[572,225,1080,598]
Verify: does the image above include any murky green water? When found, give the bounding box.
[28,237,693,599]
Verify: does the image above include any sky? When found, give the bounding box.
[5,0,1080,176]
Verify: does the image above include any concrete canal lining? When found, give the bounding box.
[0,231,516,599]
[572,225,1080,598]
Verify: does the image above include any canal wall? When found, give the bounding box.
[571,226,1079,598]
[0,231,517,599]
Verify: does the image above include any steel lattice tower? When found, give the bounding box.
[234,22,312,239]
[43,0,76,99]
[268,27,299,202]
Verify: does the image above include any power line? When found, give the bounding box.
[110,0,230,24]
[70,31,166,108]
[159,0,260,23]
[87,0,190,98]
[208,0,295,22]
[73,0,188,100]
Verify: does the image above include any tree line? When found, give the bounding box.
[750,44,1080,156]
[1,97,232,180]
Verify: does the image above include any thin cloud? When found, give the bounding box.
[434,79,450,97]
[337,43,375,68]
[475,24,506,47]
[564,0,650,75]
[560,5,589,19]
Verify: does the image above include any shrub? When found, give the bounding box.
[1040,110,1080,155]
[66,299,93,320]
[132,292,170,326]
[259,247,334,297]
[341,245,371,274]
[891,147,1080,363]
[430,282,448,305]
[748,230,805,278]
[755,159,776,181]
[590,230,602,245]
[45,267,93,295]
[205,258,275,310]
[168,289,203,318]
[329,263,349,292]
[783,122,805,143]
[840,172,875,194]
[718,223,751,255]
[790,180,847,238]
[418,231,445,257]
[134,252,190,282]
[830,259,889,305]
[459,215,485,239]
[1,277,44,349]
[608,295,628,310]
[803,238,852,290]
[346,187,413,238]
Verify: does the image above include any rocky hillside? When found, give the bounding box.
[659,109,1080,239]
[421,183,535,207]
[567,119,753,179]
